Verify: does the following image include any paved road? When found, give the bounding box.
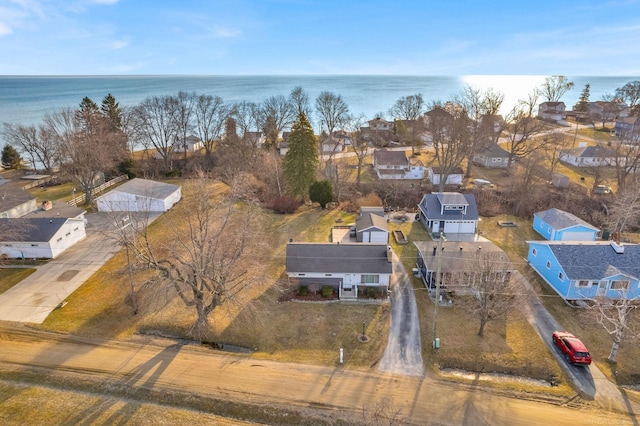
[378,252,423,376]
[0,324,638,425]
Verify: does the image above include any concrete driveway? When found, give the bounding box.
[378,252,424,376]
[0,212,146,324]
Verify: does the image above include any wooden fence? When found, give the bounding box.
[68,175,128,206]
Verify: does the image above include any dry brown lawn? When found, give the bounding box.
[0,268,36,294]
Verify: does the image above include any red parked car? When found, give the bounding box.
[552,331,592,366]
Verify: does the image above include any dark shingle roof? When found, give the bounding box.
[356,213,389,232]
[418,192,478,221]
[0,217,70,242]
[543,242,640,280]
[374,149,408,166]
[534,208,598,231]
[286,243,392,274]
[476,143,510,157]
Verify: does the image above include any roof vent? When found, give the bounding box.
[610,241,625,254]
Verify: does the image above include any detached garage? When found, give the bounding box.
[356,213,389,243]
[96,178,181,213]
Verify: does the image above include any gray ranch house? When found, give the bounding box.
[472,143,510,168]
[558,144,618,167]
[285,242,392,300]
[356,213,389,243]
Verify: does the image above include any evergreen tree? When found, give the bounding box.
[283,112,318,198]
[309,180,333,208]
[101,93,123,131]
[77,96,100,129]
[573,83,591,112]
[1,144,21,168]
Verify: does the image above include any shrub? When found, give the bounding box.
[309,180,333,208]
[266,195,302,214]
[298,286,308,296]
[322,286,333,298]
[366,287,376,299]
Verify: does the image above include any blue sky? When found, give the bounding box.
[1,0,640,75]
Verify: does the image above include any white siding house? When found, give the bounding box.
[96,178,181,212]
[0,217,86,259]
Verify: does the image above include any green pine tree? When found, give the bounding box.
[283,112,318,198]
[101,93,123,131]
[573,83,590,113]
[1,144,22,168]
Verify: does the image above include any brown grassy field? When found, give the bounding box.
[0,268,36,294]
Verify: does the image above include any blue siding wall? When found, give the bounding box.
[532,216,553,240]
[528,243,570,298]
[555,225,598,241]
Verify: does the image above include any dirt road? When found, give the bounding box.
[0,324,637,425]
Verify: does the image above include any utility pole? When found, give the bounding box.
[432,231,445,348]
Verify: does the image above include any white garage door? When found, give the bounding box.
[444,222,475,234]
[369,231,388,243]
[561,232,593,241]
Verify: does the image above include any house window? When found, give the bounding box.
[361,274,380,284]
[325,273,332,276]
[577,280,590,287]
[611,280,629,290]
[546,261,551,270]
[539,222,544,228]
[31,244,38,247]
[558,272,564,281]
[532,248,537,256]
[298,273,305,276]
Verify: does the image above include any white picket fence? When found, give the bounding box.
[68,175,128,206]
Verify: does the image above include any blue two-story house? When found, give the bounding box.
[532,208,599,241]
[527,241,640,301]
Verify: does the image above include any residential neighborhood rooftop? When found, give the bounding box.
[534,208,599,231]
[285,242,392,274]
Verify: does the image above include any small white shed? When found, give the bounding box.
[96,178,181,212]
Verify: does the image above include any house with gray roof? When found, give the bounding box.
[95,178,181,212]
[0,217,86,259]
[527,241,640,301]
[538,101,567,122]
[373,149,425,180]
[285,242,393,300]
[415,240,514,291]
[472,143,510,168]
[0,187,37,218]
[533,208,599,241]
[614,116,640,143]
[417,192,478,237]
[356,213,389,243]
[558,144,618,167]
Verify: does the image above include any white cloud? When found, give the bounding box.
[0,22,12,36]
[210,24,241,38]
[108,38,129,49]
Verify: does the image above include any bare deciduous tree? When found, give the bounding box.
[262,94,296,135]
[361,395,407,426]
[615,80,640,116]
[389,94,424,120]
[425,101,470,192]
[194,94,231,157]
[315,91,349,136]
[457,85,504,177]
[607,181,640,236]
[133,177,258,341]
[289,86,311,118]
[459,251,520,337]
[590,293,640,363]
[541,75,574,102]
[503,91,548,169]
[173,91,196,161]
[136,95,180,170]
[2,123,61,173]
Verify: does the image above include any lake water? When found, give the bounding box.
[0,75,637,139]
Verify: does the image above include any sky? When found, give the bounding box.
[1,0,640,75]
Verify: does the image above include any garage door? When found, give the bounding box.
[561,232,593,241]
[369,231,388,243]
